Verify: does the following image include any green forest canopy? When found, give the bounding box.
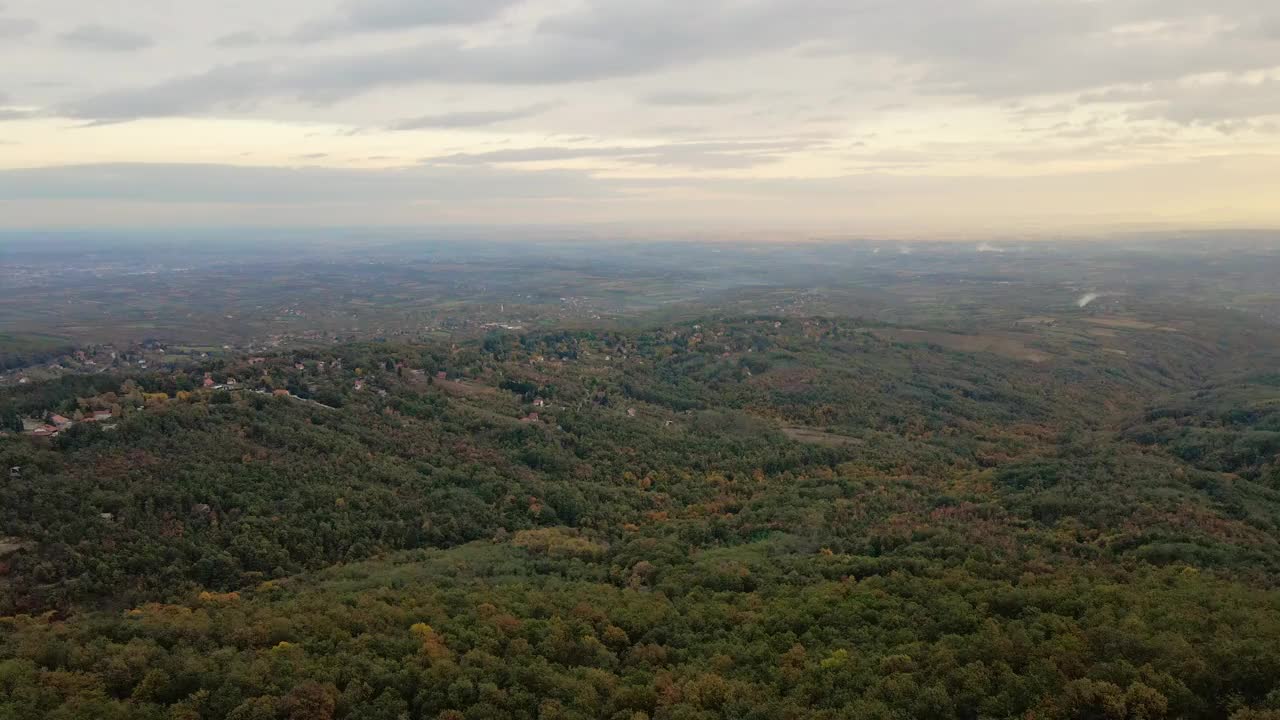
[3,317,1280,719]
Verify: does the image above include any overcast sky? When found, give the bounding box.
[1,0,1278,237]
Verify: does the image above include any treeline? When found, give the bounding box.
[0,334,77,372]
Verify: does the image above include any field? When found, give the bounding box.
[871,328,1052,363]
[780,426,864,446]
[4,233,1280,361]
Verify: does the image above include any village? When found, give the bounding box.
[9,342,515,440]
[3,341,216,389]
[21,409,116,438]
[6,325,692,442]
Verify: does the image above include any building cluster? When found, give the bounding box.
[27,410,114,437]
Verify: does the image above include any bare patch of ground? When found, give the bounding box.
[1015,317,1058,327]
[0,538,33,557]
[436,380,499,398]
[782,427,864,446]
[750,367,819,392]
[1086,317,1169,331]
[874,329,1053,363]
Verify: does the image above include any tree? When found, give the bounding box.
[283,683,337,720]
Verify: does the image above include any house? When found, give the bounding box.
[521,412,540,423]
[354,380,365,391]
[49,415,73,428]
[32,426,57,437]
[203,374,215,388]
[436,371,448,380]
[92,410,113,422]
[533,398,546,408]
[273,389,290,397]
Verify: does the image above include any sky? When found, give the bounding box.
[0,0,1278,238]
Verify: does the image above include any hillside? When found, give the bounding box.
[2,316,1280,719]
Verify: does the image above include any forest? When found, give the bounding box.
[2,315,1280,719]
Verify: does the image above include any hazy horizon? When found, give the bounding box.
[2,0,1279,235]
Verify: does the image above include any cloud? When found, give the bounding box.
[213,31,262,49]
[66,63,270,119]
[1082,77,1280,127]
[292,0,525,42]
[0,162,611,204]
[58,0,889,120]
[1262,16,1280,40]
[0,16,38,39]
[62,9,784,122]
[60,0,1280,123]
[61,37,653,120]
[0,90,34,121]
[643,90,753,106]
[59,24,154,52]
[7,0,1280,236]
[390,102,558,130]
[2,154,1279,233]
[423,138,828,170]
[911,8,1280,99]
[595,1,1280,101]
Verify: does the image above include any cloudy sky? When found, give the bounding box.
[1,0,1278,237]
